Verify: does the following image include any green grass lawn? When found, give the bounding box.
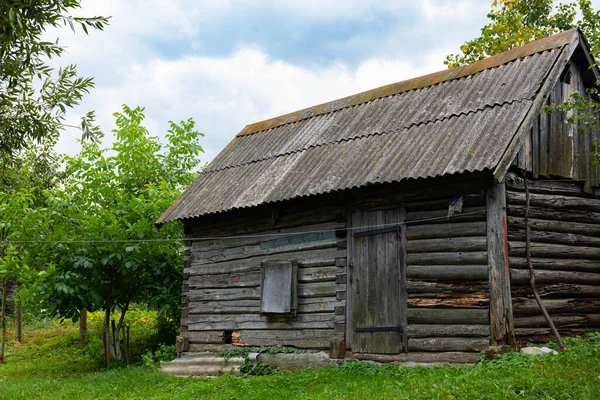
[1,315,600,400]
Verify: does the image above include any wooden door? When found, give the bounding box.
[350,208,406,354]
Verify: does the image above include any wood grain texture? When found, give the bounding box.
[487,182,515,345]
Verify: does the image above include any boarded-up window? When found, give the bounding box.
[260,260,297,315]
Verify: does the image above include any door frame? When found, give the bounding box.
[346,204,408,353]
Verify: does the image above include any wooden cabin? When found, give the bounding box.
[158,29,600,364]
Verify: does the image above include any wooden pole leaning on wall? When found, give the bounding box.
[487,181,516,346]
[521,170,565,351]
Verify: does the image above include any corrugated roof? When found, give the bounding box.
[158,29,579,224]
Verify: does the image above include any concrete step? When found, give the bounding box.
[160,354,245,377]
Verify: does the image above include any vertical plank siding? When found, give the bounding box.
[404,194,491,353]
[506,173,600,345]
[513,63,600,188]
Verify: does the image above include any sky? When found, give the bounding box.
[47,0,600,163]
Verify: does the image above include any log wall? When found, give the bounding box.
[403,195,491,354]
[180,175,493,356]
[181,198,347,352]
[506,172,600,345]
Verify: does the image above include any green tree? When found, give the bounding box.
[0,135,63,362]
[37,105,203,365]
[0,0,109,158]
[445,0,600,68]
[0,188,43,363]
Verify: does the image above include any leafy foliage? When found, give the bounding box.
[141,344,177,368]
[0,0,109,158]
[36,105,204,363]
[445,0,600,68]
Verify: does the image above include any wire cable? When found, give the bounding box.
[4,210,483,245]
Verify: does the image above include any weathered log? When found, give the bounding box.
[184,313,336,331]
[407,265,488,281]
[509,257,600,273]
[408,295,489,309]
[508,229,600,248]
[507,204,600,225]
[512,298,600,316]
[191,221,344,252]
[405,196,486,212]
[509,242,600,260]
[407,308,489,325]
[406,236,487,253]
[514,332,586,345]
[187,202,344,238]
[298,282,339,298]
[510,269,600,285]
[187,287,260,302]
[193,239,337,265]
[487,181,515,346]
[505,173,584,196]
[408,337,489,352]
[187,343,234,353]
[406,280,488,295]
[515,327,597,337]
[507,191,600,213]
[511,283,600,298]
[298,267,338,283]
[187,248,345,275]
[513,313,600,328]
[188,300,261,314]
[184,331,225,344]
[407,221,486,240]
[406,206,486,224]
[407,252,488,266]
[188,270,260,289]
[330,338,346,359]
[232,329,334,349]
[351,176,485,212]
[507,217,600,238]
[407,324,490,338]
[351,351,481,364]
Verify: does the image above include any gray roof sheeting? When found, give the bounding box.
[159,31,575,223]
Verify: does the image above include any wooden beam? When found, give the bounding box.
[486,182,516,346]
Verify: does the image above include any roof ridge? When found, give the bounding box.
[205,98,531,175]
[236,28,577,138]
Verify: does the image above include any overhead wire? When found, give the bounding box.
[4,210,484,245]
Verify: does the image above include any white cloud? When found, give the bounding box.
[46,0,545,163]
[57,46,444,162]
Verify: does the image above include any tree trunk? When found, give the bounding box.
[79,308,87,344]
[112,302,130,363]
[124,323,130,364]
[112,319,122,361]
[103,307,112,367]
[0,279,7,364]
[15,294,22,343]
